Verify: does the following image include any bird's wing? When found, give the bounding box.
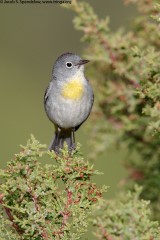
[75,85,94,131]
[44,81,53,105]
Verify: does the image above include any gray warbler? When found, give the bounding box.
[44,52,94,153]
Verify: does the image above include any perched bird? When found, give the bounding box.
[44,52,94,153]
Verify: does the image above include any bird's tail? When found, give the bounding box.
[49,128,75,153]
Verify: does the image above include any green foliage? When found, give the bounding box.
[0,137,159,239]
[63,0,160,220]
[0,136,105,239]
[92,186,160,240]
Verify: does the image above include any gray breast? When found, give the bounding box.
[45,81,93,129]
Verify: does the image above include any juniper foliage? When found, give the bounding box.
[0,136,105,239]
[0,137,159,239]
[63,0,160,221]
[92,186,160,240]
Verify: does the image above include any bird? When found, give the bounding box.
[44,52,94,153]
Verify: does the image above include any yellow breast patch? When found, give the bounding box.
[62,79,84,100]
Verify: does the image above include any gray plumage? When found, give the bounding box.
[44,52,94,153]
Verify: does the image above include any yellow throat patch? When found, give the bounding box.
[62,79,84,100]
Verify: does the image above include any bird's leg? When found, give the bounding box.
[49,127,58,152]
[71,128,76,151]
[54,127,61,153]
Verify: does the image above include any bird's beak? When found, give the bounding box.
[75,59,90,66]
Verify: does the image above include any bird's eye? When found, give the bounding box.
[66,62,73,68]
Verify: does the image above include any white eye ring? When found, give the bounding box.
[66,62,73,68]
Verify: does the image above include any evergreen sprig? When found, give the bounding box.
[0,136,106,239]
[92,186,160,240]
[63,0,160,220]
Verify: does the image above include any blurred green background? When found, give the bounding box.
[0,1,136,199]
